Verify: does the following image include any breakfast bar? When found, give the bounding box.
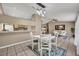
[0,31,32,49]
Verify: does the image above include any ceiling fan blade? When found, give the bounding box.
[36,3,45,8]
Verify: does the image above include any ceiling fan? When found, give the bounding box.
[32,3,46,17]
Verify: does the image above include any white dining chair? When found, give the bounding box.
[40,34,57,56]
[30,32,40,50]
[40,35,51,56]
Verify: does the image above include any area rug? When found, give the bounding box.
[28,45,67,56]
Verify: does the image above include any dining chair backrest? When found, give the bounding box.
[30,32,40,39]
[60,31,67,36]
[40,34,56,56]
[40,34,51,37]
[41,36,50,44]
[53,31,59,37]
[40,34,53,45]
[30,32,33,39]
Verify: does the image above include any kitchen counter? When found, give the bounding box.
[0,31,32,49]
[0,31,31,35]
[0,30,30,33]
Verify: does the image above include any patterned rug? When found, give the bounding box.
[28,45,67,56]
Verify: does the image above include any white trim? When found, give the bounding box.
[0,40,32,49]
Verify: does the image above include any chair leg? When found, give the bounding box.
[32,44,34,50]
[38,40,40,51]
[49,43,51,56]
[32,41,34,50]
[40,49,42,56]
[49,49,51,56]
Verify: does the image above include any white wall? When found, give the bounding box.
[75,14,79,55]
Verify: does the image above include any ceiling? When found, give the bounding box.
[1,3,79,22]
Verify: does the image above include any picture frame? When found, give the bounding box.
[55,25,65,30]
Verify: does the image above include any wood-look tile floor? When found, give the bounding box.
[0,43,36,56]
[0,38,76,56]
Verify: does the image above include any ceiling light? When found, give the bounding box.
[52,19,58,22]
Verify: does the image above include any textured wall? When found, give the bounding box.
[32,14,42,35]
[0,14,35,26]
[48,21,75,34]
[0,14,43,34]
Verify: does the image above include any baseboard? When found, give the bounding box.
[0,40,32,49]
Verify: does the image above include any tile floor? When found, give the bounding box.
[0,37,76,56]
